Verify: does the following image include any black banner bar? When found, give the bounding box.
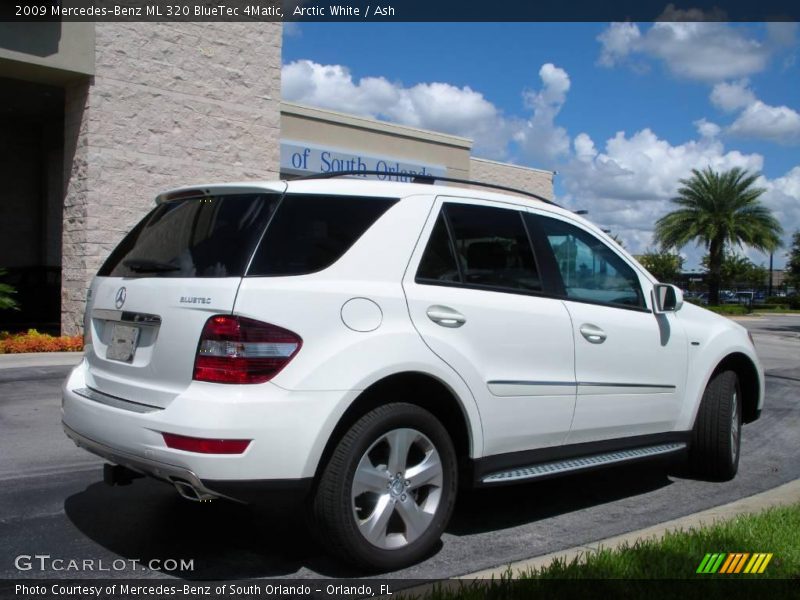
[2,578,800,600]
[2,0,799,22]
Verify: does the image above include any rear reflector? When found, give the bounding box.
[162,432,251,454]
[193,315,302,384]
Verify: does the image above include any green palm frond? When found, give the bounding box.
[654,167,782,254]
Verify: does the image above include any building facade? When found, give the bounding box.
[0,23,552,335]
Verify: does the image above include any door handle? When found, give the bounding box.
[426,305,466,328]
[579,323,607,344]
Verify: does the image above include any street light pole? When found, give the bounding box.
[768,252,773,297]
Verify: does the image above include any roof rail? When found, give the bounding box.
[291,170,560,207]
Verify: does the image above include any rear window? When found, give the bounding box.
[98,194,280,278]
[247,194,398,276]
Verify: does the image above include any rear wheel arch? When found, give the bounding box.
[314,372,474,483]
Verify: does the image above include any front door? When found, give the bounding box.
[531,213,688,444]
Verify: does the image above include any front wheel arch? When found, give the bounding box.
[711,352,761,424]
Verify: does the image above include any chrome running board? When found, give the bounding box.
[481,442,687,484]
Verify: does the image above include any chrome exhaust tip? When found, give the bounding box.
[172,479,216,502]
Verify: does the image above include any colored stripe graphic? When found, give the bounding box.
[697,553,773,574]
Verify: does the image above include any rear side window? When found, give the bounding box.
[247,194,398,276]
[98,194,279,278]
[417,203,541,292]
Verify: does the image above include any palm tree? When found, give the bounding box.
[654,167,782,305]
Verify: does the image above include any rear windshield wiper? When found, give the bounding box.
[122,258,181,273]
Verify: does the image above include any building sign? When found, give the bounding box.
[281,140,447,182]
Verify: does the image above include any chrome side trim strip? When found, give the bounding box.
[482,442,687,483]
[578,382,677,390]
[73,387,163,414]
[92,309,162,326]
[488,380,575,387]
[487,380,676,390]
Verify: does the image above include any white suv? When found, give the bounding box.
[62,175,763,570]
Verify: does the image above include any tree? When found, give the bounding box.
[604,231,625,248]
[787,231,800,291]
[636,249,684,283]
[654,167,782,305]
[701,252,767,289]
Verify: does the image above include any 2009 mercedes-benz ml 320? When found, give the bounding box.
[63,175,763,570]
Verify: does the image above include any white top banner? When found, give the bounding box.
[280,140,447,182]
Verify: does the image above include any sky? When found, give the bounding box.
[282,21,800,269]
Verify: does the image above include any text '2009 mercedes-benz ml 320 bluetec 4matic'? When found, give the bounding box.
[62,174,764,570]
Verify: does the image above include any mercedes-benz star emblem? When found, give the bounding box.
[115,287,127,309]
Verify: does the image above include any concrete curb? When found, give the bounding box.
[459,478,800,579]
[0,352,83,369]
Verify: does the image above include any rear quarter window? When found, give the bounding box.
[247,194,398,276]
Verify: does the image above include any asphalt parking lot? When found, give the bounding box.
[1,314,798,580]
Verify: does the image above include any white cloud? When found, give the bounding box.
[514,63,572,164]
[694,118,721,138]
[762,167,800,237]
[282,59,576,162]
[598,22,642,67]
[573,133,598,161]
[728,101,800,144]
[598,22,773,82]
[710,80,757,112]
[283,22,302,37]
[704,78,800,145]
[281,59,513,157]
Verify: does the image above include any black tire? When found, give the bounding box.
[689,370,742,481]
[311,403,458,571]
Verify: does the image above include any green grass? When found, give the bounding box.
[519,502,800,578]
[406,503,800,600]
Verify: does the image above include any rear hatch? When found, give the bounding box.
[83,186,284,407]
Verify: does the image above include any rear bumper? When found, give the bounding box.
[62,360,353,488]
[63,422,226,501]
[64,423,313,503]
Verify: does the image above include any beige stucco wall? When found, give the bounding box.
[469,157,554,201]
[61,23,282,334]
[282,103,472,179]
[0,22,95,84]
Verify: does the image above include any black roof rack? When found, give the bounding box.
[291,170,560,207]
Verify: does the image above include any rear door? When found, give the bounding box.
[529,212,688,443]
[403,198,576,456]
[84,188,283,407]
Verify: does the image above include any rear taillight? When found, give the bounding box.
[193,315,302,384]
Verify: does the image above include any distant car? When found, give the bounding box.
[62,176,765,570]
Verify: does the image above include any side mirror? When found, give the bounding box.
[653,284,683,313]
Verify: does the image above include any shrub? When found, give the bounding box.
[0,329,83,354]
[0,268,19,311]
[704,304,749,315]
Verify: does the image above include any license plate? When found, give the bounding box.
[106,324,140,363]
